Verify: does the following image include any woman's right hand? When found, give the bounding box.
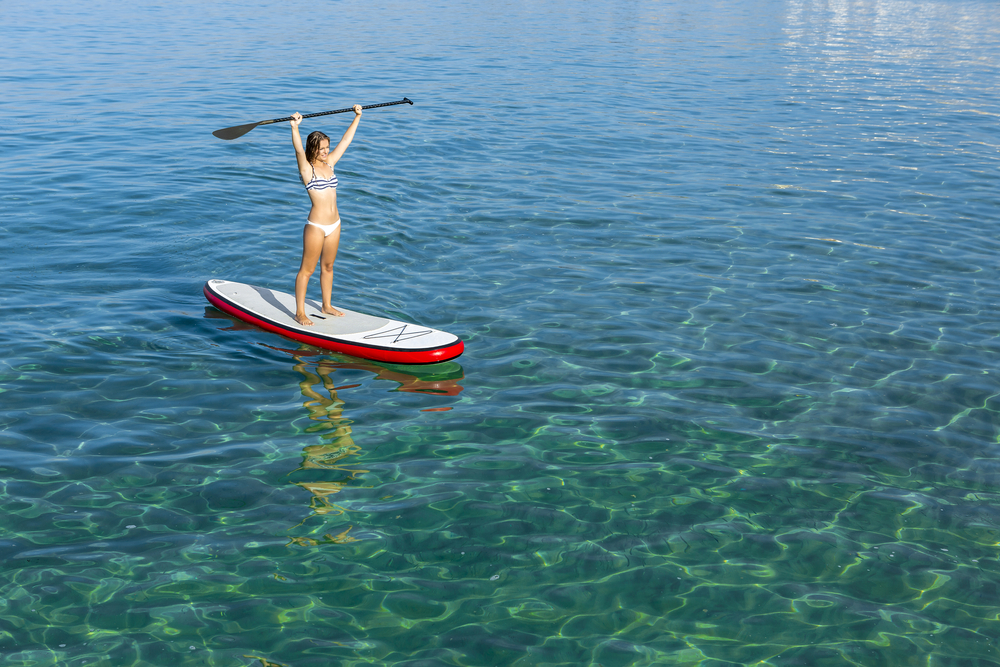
[290,112,303,127]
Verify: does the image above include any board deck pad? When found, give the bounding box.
[204,280,464,364]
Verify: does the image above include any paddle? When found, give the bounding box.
[212,97,414,141]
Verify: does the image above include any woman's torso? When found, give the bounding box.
[304,161,339,223]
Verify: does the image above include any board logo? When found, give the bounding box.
[363,325,433,344]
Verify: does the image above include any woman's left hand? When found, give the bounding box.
[353,105,362,117]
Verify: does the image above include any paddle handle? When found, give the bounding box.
[260,97,414,127]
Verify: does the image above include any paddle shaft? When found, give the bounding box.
[261,98,413,126]
[213,97,413,140]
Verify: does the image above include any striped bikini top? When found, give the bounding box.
[305,165,338,192]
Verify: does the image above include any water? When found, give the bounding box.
[2,0,1000,664]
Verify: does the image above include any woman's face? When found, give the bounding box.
[318,140,330,161]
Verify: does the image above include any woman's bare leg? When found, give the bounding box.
[319,226,343,317]
[295,225,326,325]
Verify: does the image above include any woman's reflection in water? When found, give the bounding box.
[281,350,464,547]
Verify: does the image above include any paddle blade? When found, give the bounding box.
[212,121,261,141]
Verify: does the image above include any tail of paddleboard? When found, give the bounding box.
[204,280,464,364]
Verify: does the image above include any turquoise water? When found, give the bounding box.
[3,0,1000,664]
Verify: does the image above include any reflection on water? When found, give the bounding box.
[282,353,464,545]
[287,353,365,543]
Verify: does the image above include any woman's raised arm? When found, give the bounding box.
[327,105,362,165]
[290,112,311,181]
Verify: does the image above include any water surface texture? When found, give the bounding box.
[2,0,1000,665]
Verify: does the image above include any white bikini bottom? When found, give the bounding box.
[306,218,341,237]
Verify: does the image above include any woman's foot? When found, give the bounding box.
[295,312,314,326]
[322,305,344,317]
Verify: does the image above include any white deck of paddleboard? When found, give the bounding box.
[208,280,458,349]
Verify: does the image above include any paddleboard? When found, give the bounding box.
[204,280,464,364]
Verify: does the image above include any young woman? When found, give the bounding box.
[289,105,362,325]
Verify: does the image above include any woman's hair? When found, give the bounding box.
[305,131,330,163]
